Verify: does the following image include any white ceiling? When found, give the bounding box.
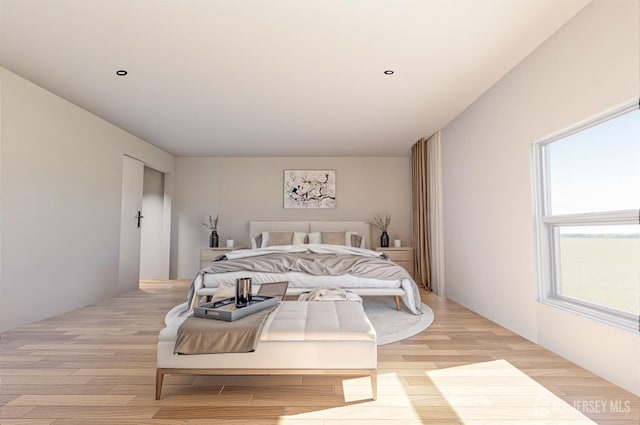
[0,0,590,157]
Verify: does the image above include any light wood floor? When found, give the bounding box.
[1,280,637,425]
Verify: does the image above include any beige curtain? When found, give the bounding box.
[411,131,445,295]
[411,137,432,290]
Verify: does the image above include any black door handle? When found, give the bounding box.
[136,211,144,228]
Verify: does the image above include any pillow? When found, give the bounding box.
[265,231,294,247]
[292,232,308,245]
[348,232,364,248]
[308,232,321,244]
[251,233,263,249]
[321,231,346,245]
[346,231,366,248]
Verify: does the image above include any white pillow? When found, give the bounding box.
[292,232,307,245]
[260,231,270,247]
[308,232,321,244]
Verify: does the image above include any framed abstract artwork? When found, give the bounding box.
[283,169,336,208]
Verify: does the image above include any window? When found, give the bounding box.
[533,100,640,333]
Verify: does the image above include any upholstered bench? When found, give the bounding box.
[156,301,377,400]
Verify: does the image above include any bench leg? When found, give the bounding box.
[370,370,378,400]
[155,369,164,400]
[394,296,401,311]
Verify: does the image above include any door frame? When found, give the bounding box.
[118,155,172,293]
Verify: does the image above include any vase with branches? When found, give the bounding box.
[202,214,219,247]
[369,213,391,247]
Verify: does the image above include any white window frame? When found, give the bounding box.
[532,99,640,334]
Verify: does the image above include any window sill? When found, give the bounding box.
[540,297,639,335]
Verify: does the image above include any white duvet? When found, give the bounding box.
[189,244,423,315]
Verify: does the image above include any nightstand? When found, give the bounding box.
[375,247,415,279]
[200,247,239,269]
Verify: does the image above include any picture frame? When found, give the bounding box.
[283,169,336,209]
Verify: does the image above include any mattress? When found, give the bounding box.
[201,270,403,289]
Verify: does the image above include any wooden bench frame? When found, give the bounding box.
[156,367,377,400]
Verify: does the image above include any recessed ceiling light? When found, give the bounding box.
[384,70,394,75]
[116,70,128,76]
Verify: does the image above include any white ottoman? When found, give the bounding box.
[156,301,377,400]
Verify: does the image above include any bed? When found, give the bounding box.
[189,220,423,315]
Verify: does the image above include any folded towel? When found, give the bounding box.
[298,287,362,303]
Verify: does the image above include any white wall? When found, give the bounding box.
[140,166,166,279]
[441,0,639,395]
[172,156,412,279]
[0,67,175,331]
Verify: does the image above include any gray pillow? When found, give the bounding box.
[350,233,363,248]
[266,231,294,246]
[253,234,263,249]
[321,231,346,245]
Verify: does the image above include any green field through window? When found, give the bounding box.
[559,233,640,314]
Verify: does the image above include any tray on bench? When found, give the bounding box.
[193,296,277,322]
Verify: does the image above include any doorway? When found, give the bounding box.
[140,166,166,280]
[117,156,170,294]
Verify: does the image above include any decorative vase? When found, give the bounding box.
[380,231,390,248]
[209,230,219,248]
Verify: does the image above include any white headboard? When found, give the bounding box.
[249,220,371,249]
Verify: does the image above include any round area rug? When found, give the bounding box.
[164,298,435,346]
[361,297,434,345]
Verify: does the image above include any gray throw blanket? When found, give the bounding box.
[202,252,412,280]
[174,307,275,354]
